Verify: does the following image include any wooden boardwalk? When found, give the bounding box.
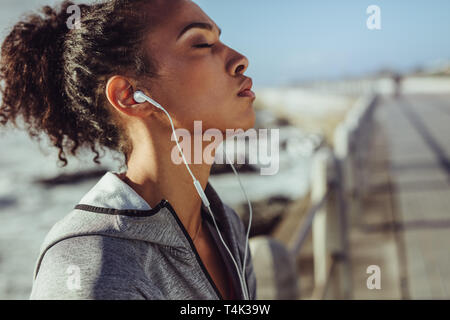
[350,93,450,299]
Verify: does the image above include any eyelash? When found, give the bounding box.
[193,43,214,49]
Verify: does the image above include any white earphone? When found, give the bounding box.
[133,90,253,300]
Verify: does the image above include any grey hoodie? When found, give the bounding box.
[30,171,257,300]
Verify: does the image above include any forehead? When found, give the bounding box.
[152,0,218,37]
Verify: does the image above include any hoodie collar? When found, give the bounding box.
[77,171,226,221]
[73,171,228,243]
[78,171,153,211]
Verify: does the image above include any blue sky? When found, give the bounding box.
[194,0,450,86]
[1,0,449,87]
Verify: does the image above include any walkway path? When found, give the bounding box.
[352,93,450,299]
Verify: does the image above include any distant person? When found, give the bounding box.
[393,73,403,98]
[0,0,257,300]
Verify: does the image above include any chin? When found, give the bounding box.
[217,100,256,133]
[244,102,256,128]
[234,106,256,132]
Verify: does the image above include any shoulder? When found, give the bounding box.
[30,235,163,300]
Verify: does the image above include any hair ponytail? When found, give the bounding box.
[0,1,85,165]
[1,0,159,167]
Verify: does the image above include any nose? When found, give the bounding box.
[227,48,249,76]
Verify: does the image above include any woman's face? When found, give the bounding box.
[141,0,256,134]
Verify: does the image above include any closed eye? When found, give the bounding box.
[193,43,214,49]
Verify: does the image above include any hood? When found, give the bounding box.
[33,171,230,280]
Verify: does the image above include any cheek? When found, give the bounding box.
[166,62,233,124]
[184,62,227,100]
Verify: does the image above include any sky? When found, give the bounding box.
[1,0,449,87]
[194,0,450,86]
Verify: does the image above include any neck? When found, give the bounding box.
[121,119,217,238]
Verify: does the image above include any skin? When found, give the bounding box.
[105,0,255,298]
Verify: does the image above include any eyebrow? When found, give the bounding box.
[177,22,222,41]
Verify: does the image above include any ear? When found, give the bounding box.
[105,75,142,116]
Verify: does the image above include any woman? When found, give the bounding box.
[0,0,257,300]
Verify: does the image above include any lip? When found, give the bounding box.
[237,78,254,97]
[237,89,256,98]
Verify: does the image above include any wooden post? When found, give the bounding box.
[329,154,353,299]
[311,148,332,292]
[334,123,358,224]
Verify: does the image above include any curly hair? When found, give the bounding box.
[0,0,161,168]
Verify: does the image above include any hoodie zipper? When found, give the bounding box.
[163,200,224,300]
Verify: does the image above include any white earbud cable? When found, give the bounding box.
[225,154,252,299]
[133,91,252,300]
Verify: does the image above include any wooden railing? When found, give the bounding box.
[261,91,379,300]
